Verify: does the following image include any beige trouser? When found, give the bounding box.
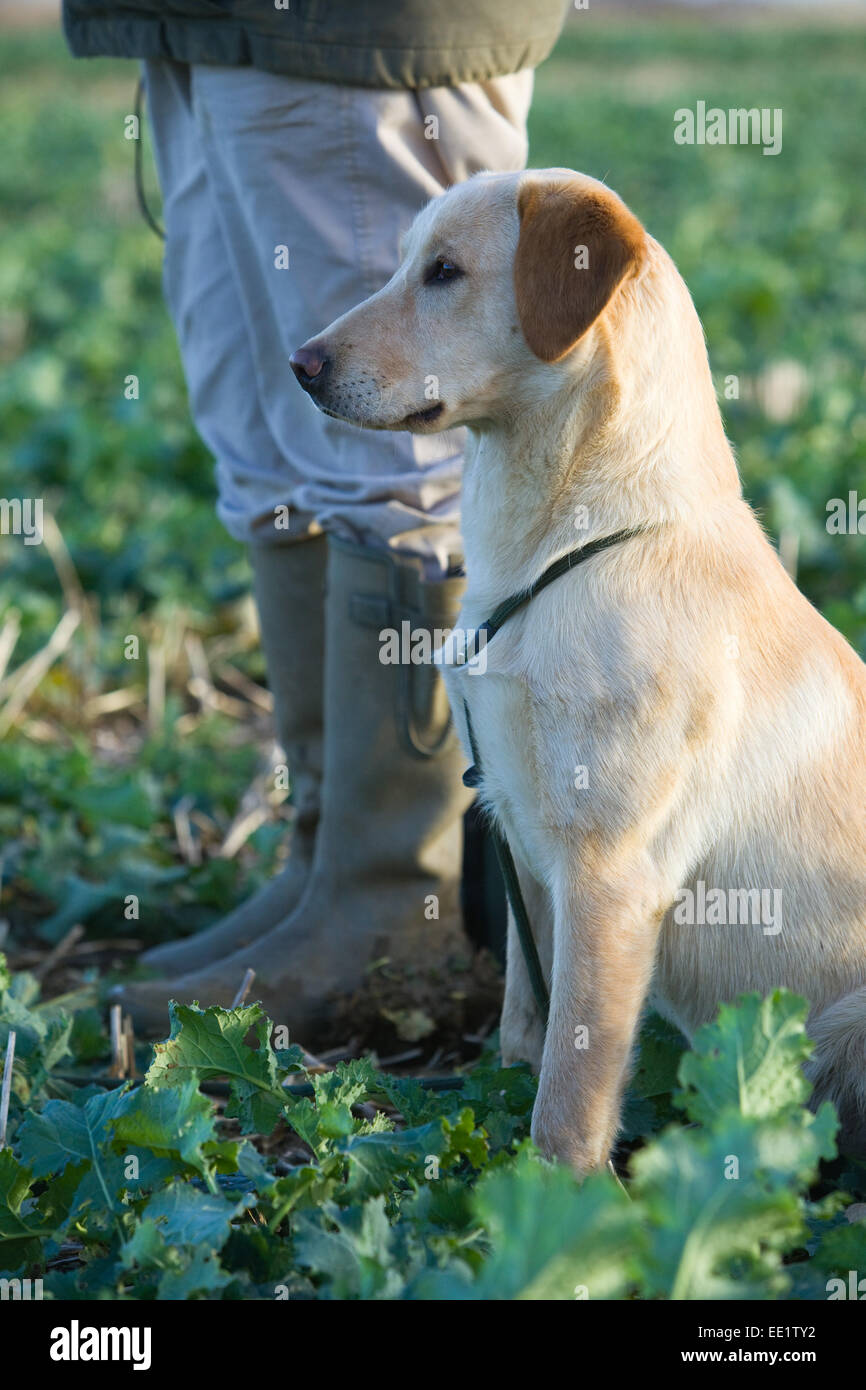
[143,60,533,575]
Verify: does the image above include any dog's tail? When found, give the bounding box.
[805,985,866,1157]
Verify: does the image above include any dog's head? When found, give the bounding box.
[290,169,647,433]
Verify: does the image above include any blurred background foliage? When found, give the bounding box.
[0,10,864,954]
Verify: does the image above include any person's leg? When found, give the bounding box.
[145,538,328,975]
[126,534,478,1038]
[122,63,531,1038]
[138,60,328,975]
[166,61,532,568]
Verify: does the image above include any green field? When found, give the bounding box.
[0,14,865,1301]
[1,16,864,949]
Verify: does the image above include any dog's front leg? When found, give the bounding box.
[531,857,664,1177]
[500,856,553,1073]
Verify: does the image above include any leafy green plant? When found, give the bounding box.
[1,962,864,1301]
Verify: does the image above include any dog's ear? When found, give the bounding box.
[514,175,646,363]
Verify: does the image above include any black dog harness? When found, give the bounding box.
[459,528,643,1026]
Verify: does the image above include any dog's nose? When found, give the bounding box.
[290,344,328,390]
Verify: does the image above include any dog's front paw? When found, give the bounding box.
[530,1101,610,1179]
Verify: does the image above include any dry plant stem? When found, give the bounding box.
[230,968,256,1008]
[109,1003,125,1079]
[173,794,201,867]
[33,923,85,980]
[778,527,800,583]
[41,512,88,618]
[0,1031,16,1149]
[186,630,249,717]
[218,802,270,859]
[184,632,211,688]
[83,687,144,718]
[213,661,273,712]
[187,677,249,719]
[122,1015,137,1077]
[0,608,81,736]
[147,640,165,731]
[0,610,21,687]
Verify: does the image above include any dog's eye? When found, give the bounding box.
[427,257,462,284]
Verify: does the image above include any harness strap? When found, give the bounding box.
[474,527,644,646]
[460,527,645,1029]
[463,703,550,1022]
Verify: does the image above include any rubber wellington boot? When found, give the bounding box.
[141,535,327,975]
[120,536,475,1042]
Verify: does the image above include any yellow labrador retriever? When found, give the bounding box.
[290,169,866,1175]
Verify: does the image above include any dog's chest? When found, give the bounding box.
[444,568,638,866]
[447,646,582,872]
